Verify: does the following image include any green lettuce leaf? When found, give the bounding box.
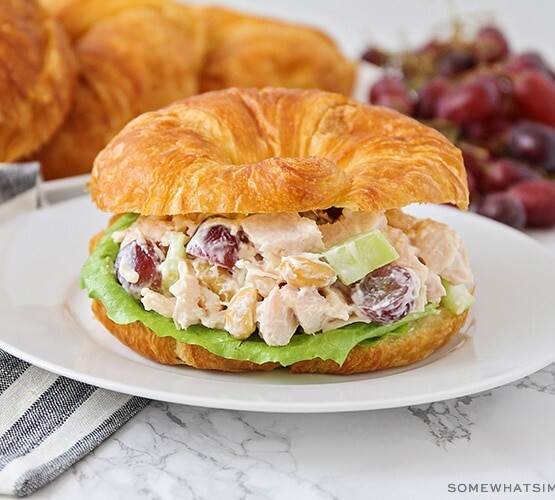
[80,214,437,367]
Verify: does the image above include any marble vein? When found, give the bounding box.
[407,392,492,447]
[512,363,555,396]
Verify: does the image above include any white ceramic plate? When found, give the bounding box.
[0,196,554,413]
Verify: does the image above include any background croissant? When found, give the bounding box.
[0,0,75,163]
[31,0,356,179]
[198,6,356,95]
[34,0,205,179]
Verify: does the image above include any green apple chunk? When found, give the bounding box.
[323,229,399,285]
[440,279,475,315]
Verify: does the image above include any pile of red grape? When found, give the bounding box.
[362,25,555,229]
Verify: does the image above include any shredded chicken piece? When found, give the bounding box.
[241,213,324,269]
[410,219,474,284]
[113,215,200,247]
[280,285,329,334]
[234,259,279,298]
[256,286,298,346]
[384,226,432,311]
[385,208,420,232]
[319,210,387,248]
[170,261,224,330]
[321,287,353,321]
[191,259,240,303]
[280,285,354,333]
[141,288,176,317]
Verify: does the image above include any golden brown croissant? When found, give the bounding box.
[84,88,471,374]
[92,87,468,214]
[35,0,204,179]
[197,6,356,95]
[0,0,75,162]
[35,1,355,179]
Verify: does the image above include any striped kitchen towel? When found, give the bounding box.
[0,350,150,496]
[0,164,150,496]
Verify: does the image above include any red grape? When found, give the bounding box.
[436,74,502,125]
[416,77,450,119]
[186,223,240,268]
[482,158,541,192]
[115,240,163,299]
[474,26,509,63]
[507,121,555,173]
[437,49,476,77]
[477,192,527,229]
[509,180,555,227]
[369,74,416,116]
[351,264,418,325]
[512,69,555,128]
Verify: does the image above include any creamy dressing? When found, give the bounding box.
[114,210,474,347]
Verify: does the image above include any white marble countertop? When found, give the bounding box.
[30,362,555,500]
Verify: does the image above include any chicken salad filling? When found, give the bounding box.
[111,209,474,347]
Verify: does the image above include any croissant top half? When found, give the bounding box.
[91,87,468,215]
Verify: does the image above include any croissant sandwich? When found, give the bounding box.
[81,87,475,374]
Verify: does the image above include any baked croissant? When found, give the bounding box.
[197,6,356,95]
[82,88,473,374]
[35,0,355,179]
[0,0,75,162]
[35,0,204,179]
[92,87,468,214]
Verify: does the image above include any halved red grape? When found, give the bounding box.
[477,192,527,229]
[482,158,541,192]
[369,74,416,116]
[509,180,555,227]
[115,240,163,299]
[474,26,509,63]
[186,223,240,268]
[351,264,418,325]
